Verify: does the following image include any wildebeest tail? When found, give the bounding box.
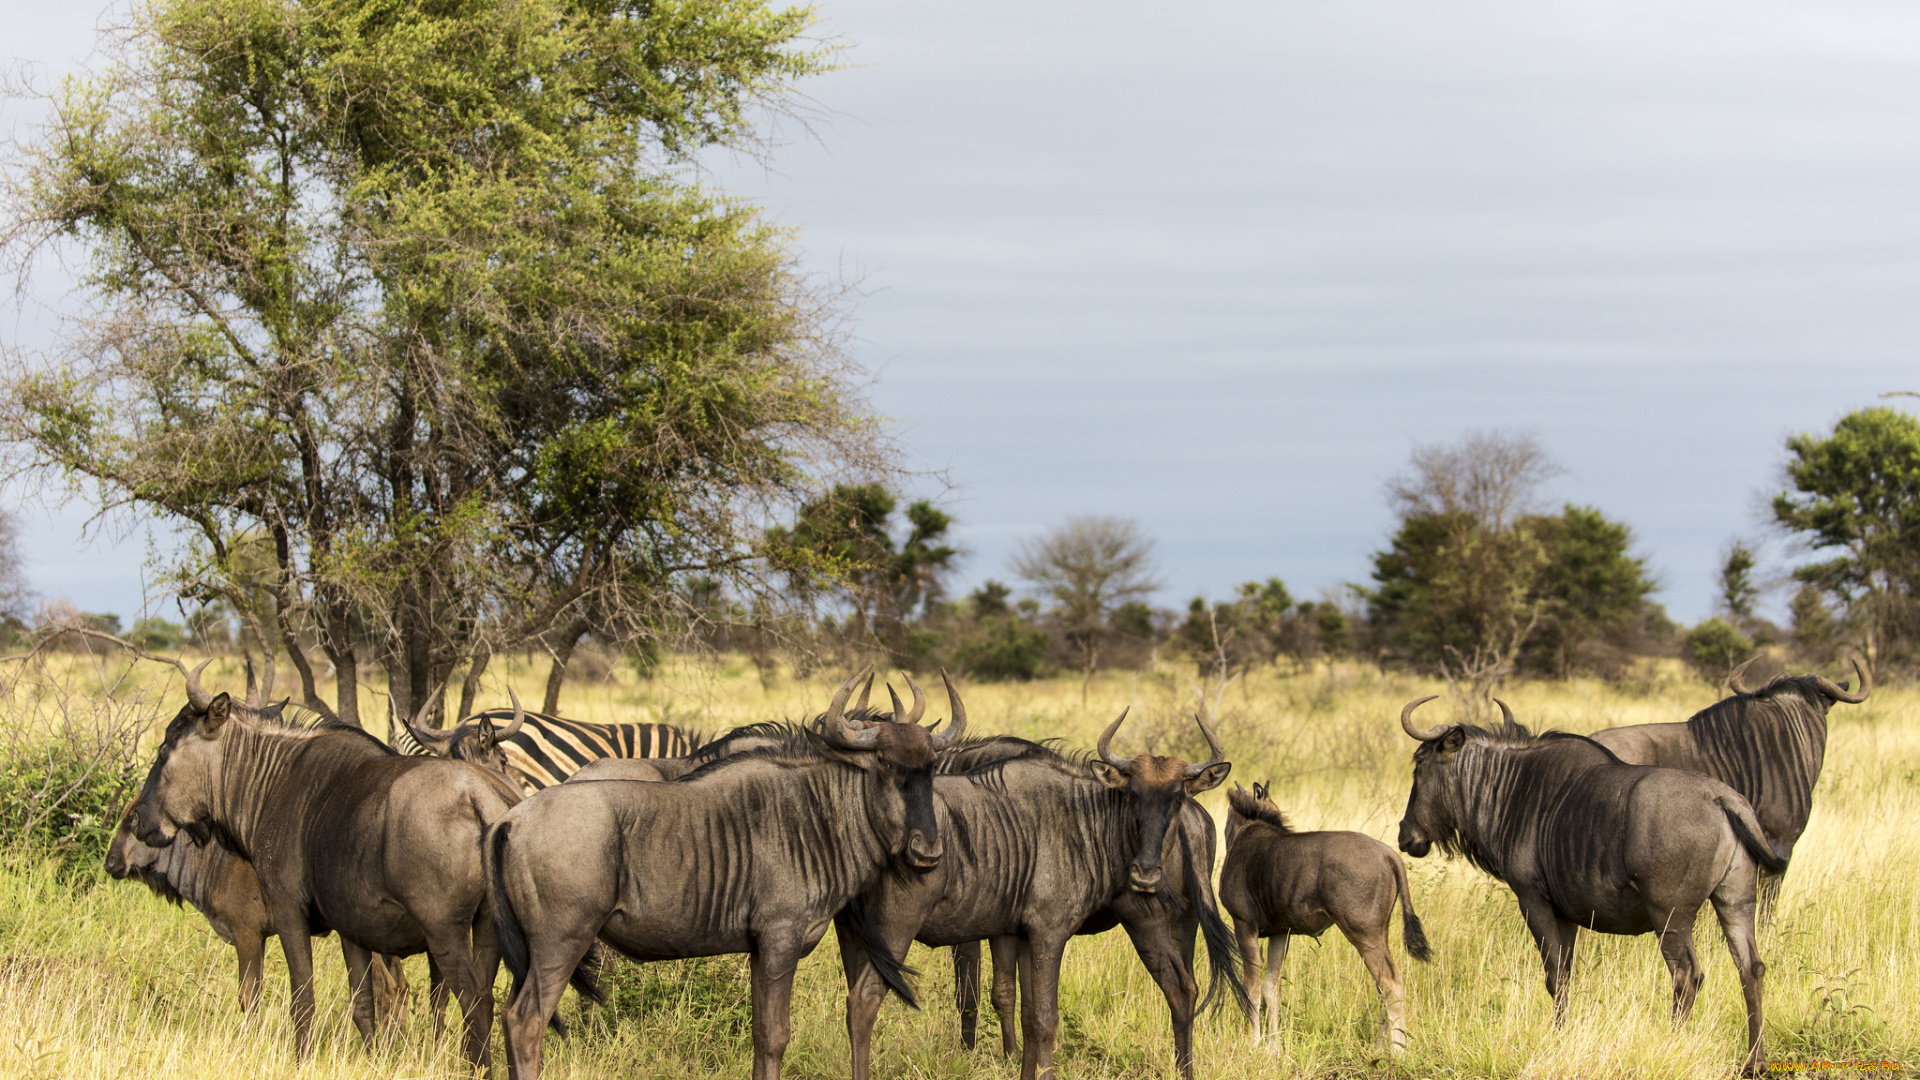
[844,897,921,1009]
[1720,796,1789,874]
[1182,829,1251,1018]
[485,822,529,986]
[484,820,605,1009]
[1390,850,1432,962]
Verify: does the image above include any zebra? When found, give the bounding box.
[389,694,701,792]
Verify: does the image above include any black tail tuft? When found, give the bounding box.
[844,896,920,1010]
[1402,909,1432,963]
[1182,829,1251,1019]
[485,822,529,984]
[1723,803,1789,875]
[570,942,606,1006]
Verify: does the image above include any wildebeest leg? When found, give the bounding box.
[1016,936,1067,1080]
[1121,919,1199,1080]
[426,953,449,1043]
[1232,918,1263,1041]
[502,936,595,1080]
[833,911,917,1080]
[1262,934,1290,1043]
[1517,895,1578,1024]
[341,939,380,1050]
[423,926,489,1072]
[953,941,982,1049]
[278,923,320,1060]
[1653,914,1704,1026]
[1712,882,1768,1077]
[371,954,410,1044]
[469,910,503,1064]
[1342,923,1406,1055]
[989,935,1019,1057]
[750,942,803,1080]
[235,928,267,1014]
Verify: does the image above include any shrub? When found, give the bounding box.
[1681,617,1755,684]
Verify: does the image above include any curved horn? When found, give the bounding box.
[887,684,907,723]
[902,676,927,724]
[1096,708,1134,771]
[182,658,215,710]
[929,670,968,749]
[827,666,881,747]
[825,665,873,723]
[499,687,527,739]
[1812,657,1872,704]
[1727,656,1761,695]
[405,684,449,751]
[1400,696,1447,741]
[1183,709,1227,778]
[852,673,875,714]
[1493,698,1516,728]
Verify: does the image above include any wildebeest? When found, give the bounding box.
[1395,696,1784,1077]
[394,697,698,791]
[1219,780,1430,1052]
[485,668,955,1080]
[1589,657,1869,918]
[127,689,528,1069]
[837,708,1244,1080]
[105,807,413,1027]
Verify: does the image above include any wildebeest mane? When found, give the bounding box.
[682,720,808,764]
[670,710,890,782]
[1684,678,1826,787]
[1225,787,1292,833]
[1415,722,1622,878]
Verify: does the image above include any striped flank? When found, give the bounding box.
[465,709,699,791]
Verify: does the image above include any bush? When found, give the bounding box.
[0,738,143,881]
[952,615,1050,682]
[1681,617,1754,684]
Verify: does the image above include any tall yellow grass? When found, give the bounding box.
[0,653,1912,1078]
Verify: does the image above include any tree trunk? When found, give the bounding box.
[544,619,591,715]
[457,641,492,721]
[323,606,360,728]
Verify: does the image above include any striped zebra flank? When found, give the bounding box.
[390,706,701,792]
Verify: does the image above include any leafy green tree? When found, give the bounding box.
[767,484,958,666]
[1520,505,1659,678]
[1721,542,1760,622]
[1773,407,1920,672]
[1,0,869,723]
[1681,617,1754,685]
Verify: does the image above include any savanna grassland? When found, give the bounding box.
[0,653,1913,1079]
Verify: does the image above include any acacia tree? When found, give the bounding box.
[2,0,879,725]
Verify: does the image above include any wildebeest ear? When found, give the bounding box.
[1186,760,1231,795]
[1439,727,1466,753]
[203,693,233,733]
[1089,760,1131,791]
[1253,780,1269,801]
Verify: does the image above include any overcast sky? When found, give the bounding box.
[5,0,1918,626]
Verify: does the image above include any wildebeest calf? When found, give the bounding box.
[1219,781,1430,1052]
[105,807,410,1028]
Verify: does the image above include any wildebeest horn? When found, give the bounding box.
[887,683,907,723]
[853,673,875,714]
[825,665,873,721]
[499,687,527,739]
[1183,709,1227,778]
[405,684,449,749]
[903,676,927,724]
[1096,708,1134,771]
[1727,656,1761,695]
[1493,698,1515,727]
[929,670,967,749]
[1812,657,1872,704]
[827,666,881,747]
[183,657,215,710]
[1400,696,1446,741]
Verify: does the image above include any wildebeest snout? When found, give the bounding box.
[1128,865,1164,893]
[1397,820,1431,858]
[904,828,942,870]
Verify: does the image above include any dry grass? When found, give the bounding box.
[0,652,1913,1078]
